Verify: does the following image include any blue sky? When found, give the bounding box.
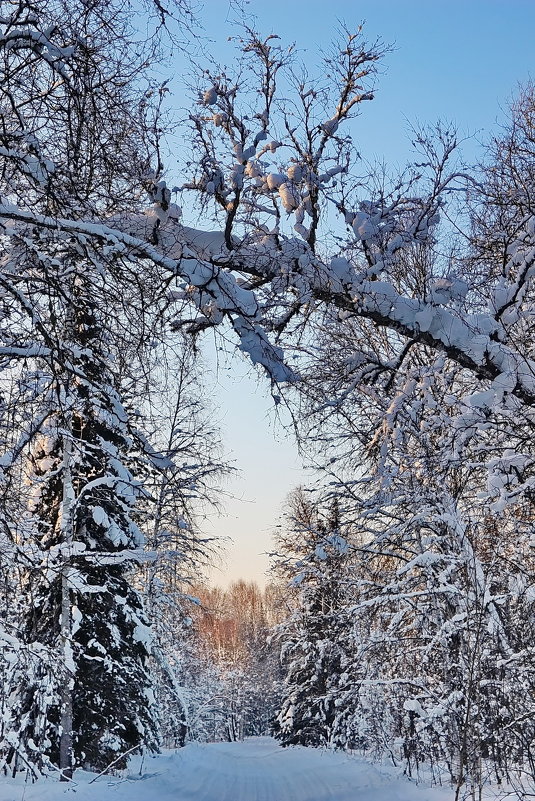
[170,1,535,588]
[193,0,534,165]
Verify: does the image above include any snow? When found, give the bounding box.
[0,737,461,801]
[266,173,285,190]
[321,117,339,135]
[92,506,109,527]
[278,182,299,212]
[203,88,218,105]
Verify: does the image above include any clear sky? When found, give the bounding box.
[170,1,535,588]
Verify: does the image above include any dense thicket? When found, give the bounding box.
[184,581,283,743]
[268,81,535,797]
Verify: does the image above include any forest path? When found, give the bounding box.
[0,737,455,801]
[157,737,450,801]
[155,737,449,801]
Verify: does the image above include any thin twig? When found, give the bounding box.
[88,745,140,784]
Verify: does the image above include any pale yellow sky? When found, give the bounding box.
[201,342,309,589]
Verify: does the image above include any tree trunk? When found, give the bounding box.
[59,421,74,780]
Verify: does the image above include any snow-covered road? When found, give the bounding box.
[151,737,451,801]
[0,737,458,801]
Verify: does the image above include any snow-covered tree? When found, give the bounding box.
[0,0,190,777]
[290,343,535,792]
[139,344,229,748]
[5,254,163,775]
[170,581,283,744]
[4,15,535,468]
[272,492,355,748]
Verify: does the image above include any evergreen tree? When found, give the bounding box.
[6,262,159,774]
[272,494,354,748]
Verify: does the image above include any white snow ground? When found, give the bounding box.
[0,737,512,801]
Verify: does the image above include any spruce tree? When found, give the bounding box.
[11,263,159,774]
[273,495,353,748]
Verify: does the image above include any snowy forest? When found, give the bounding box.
[2,0,535,799]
